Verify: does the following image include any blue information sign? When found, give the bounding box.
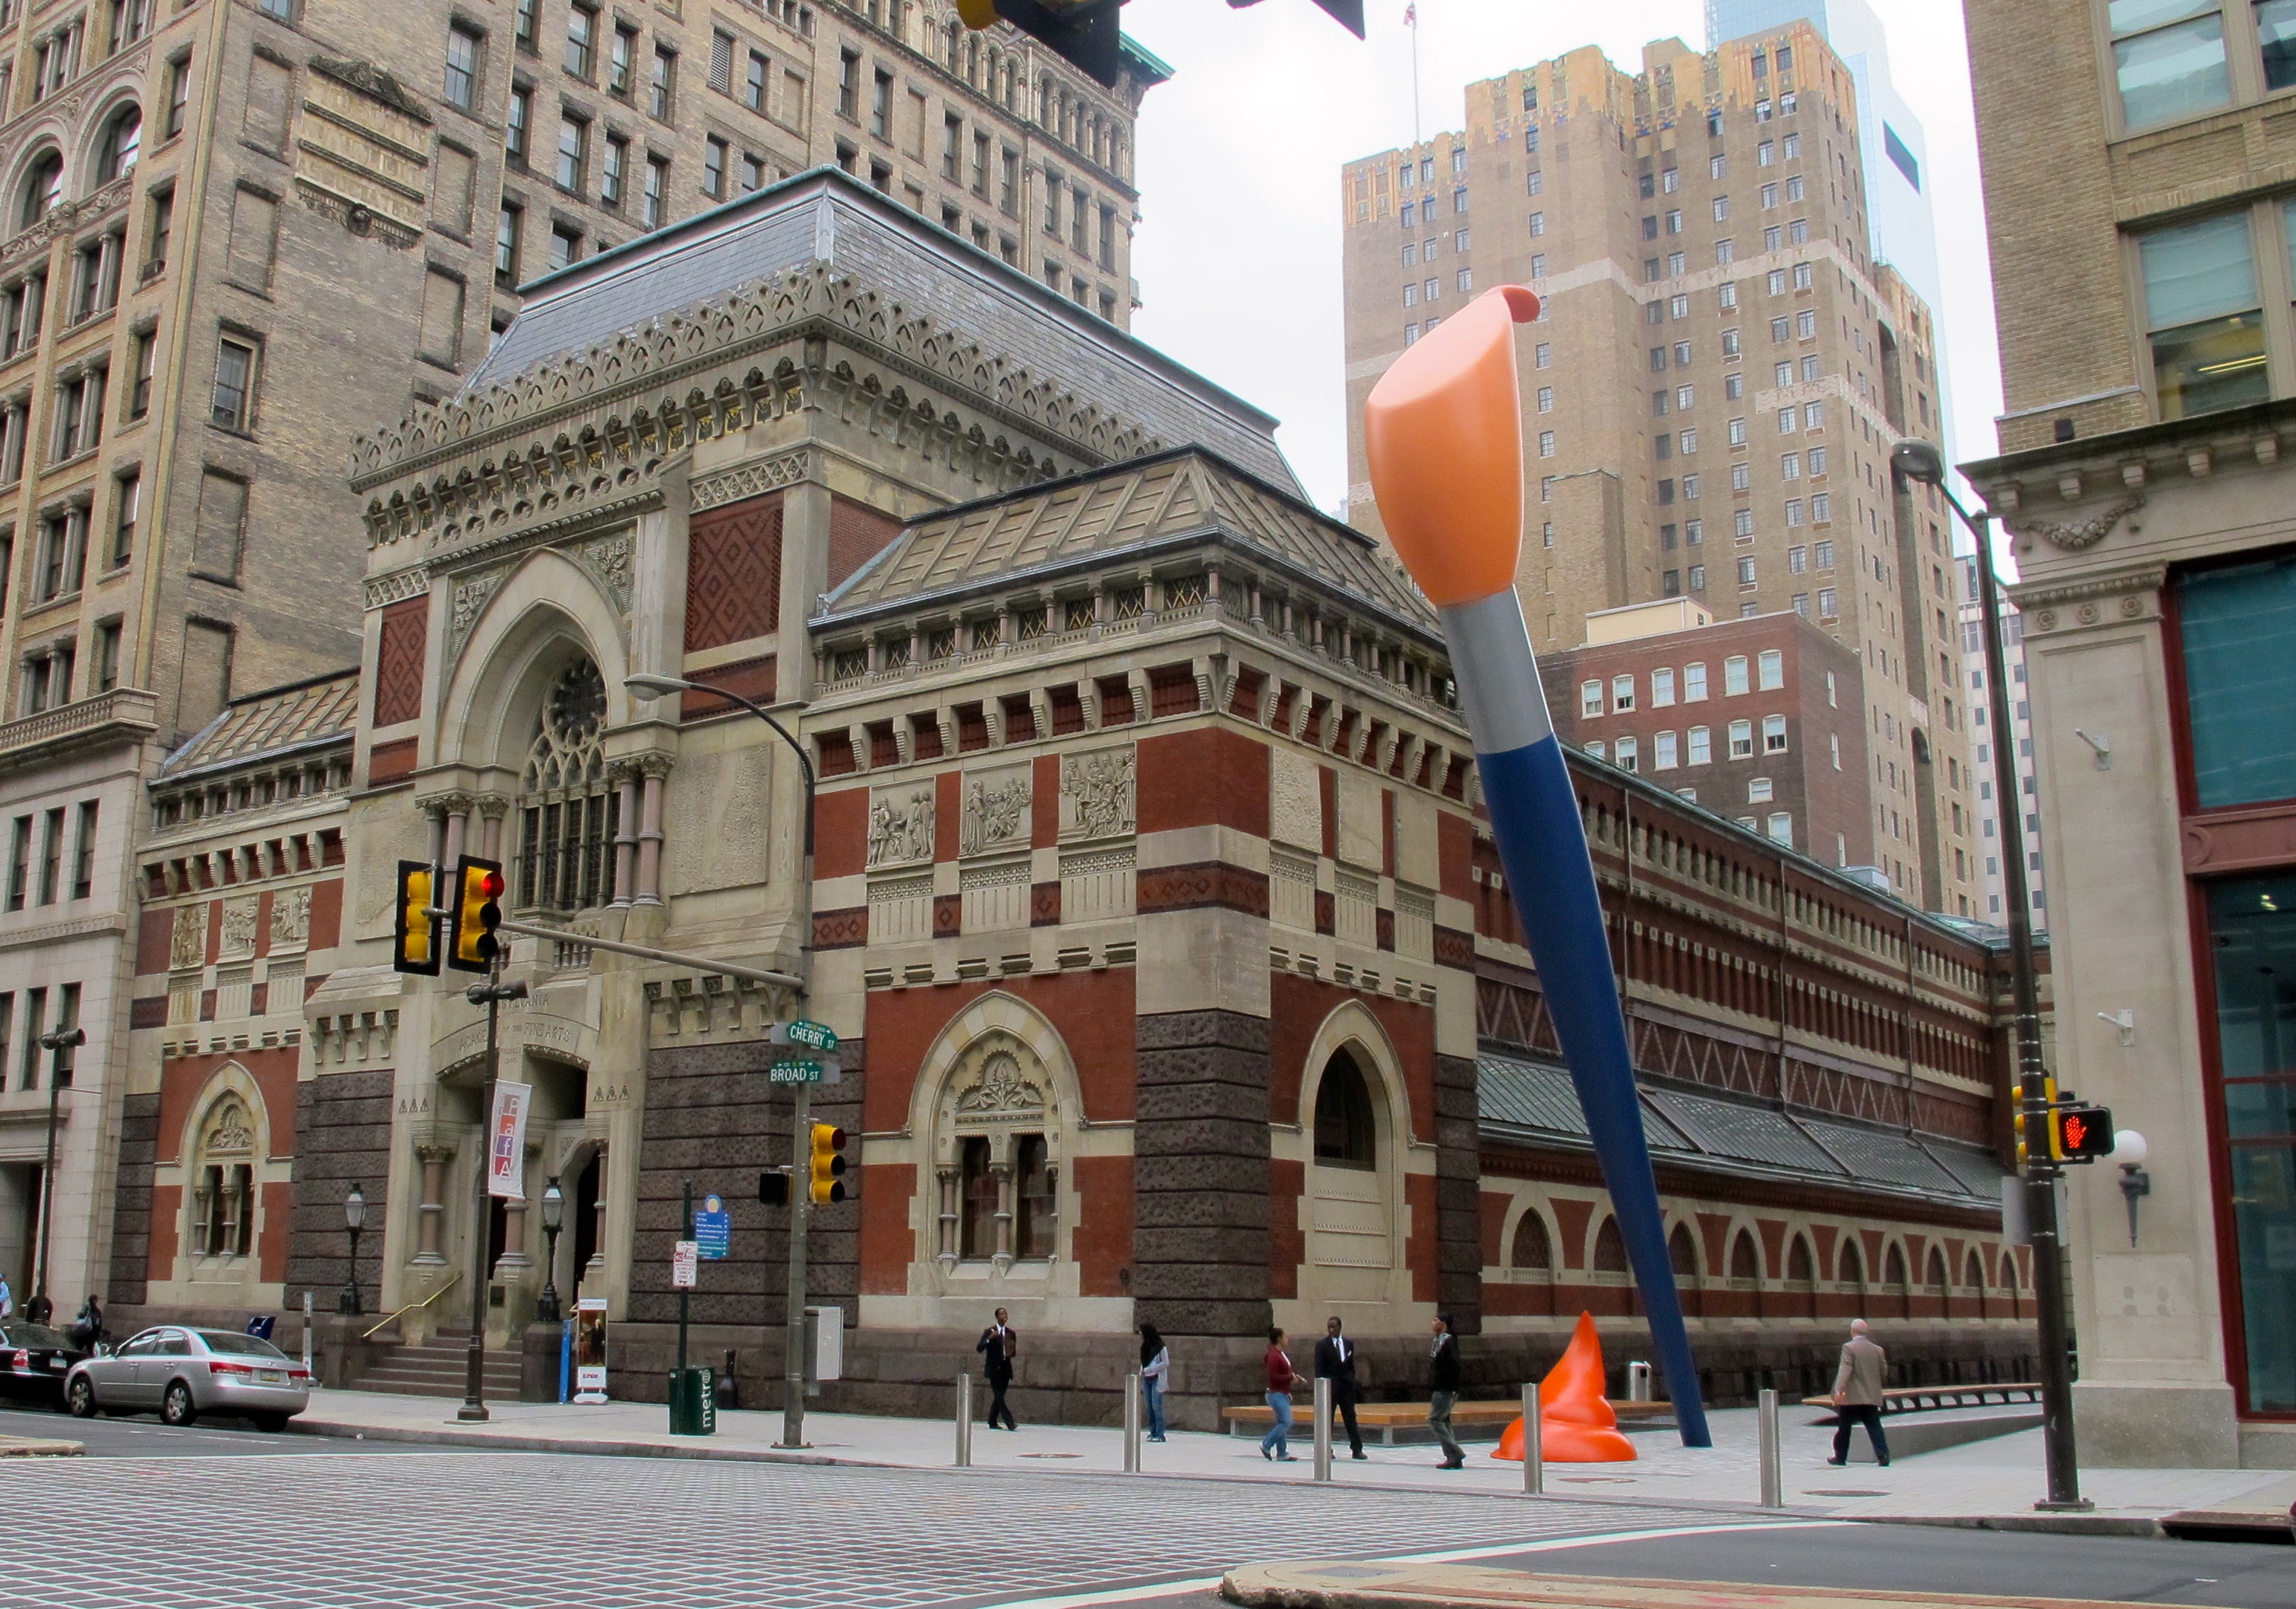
[693,1196,731,1260]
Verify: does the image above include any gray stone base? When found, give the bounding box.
[2238,1420,2296,1470]
[2070,1380,2241,1468]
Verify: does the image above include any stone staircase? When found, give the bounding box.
[349,1329,525,1400]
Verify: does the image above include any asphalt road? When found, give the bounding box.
[0,1402,457,1456]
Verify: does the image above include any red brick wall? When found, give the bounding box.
[308,879,342,951]
[685,493,783,652]
[858,1160,914,1295]
[134,907,175,974]
[260,1182,292,1282]
[1407,1172,1439,1302]
[1268,973,1436,1141]
[1137,727,1268,836]
[1071,1154,1134,1297]
[149,1184,180,1276]
[1268,1157,1304,1299]
[827,496,902,590]
[860,970,1139,1132]
[371,597,428,727]
[156,1048,302,1165]
[816,786,868,879]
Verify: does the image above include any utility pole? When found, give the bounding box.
[31,1024,84,1320]
[461,946,528,1422]
[1891,440,2088,1512]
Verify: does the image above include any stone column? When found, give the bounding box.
[413,1145,453,1266]
[991,1159,1015,1275]
[586,1144,610,1278]
[475,793,510,863]
[634,755,672,904]
[936,1166,959,1266]
[609,761,641,907]
[438,791,475,871]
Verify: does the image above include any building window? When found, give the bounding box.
[516,658,618,913]
[1654,730,1679,769]
[1737,556,1758,586]
[703,135,728,197]
[2113,0,2231,129]
[871,68,892,140]
[1688,725,1711,765]
[2178,550,2296,806]
[610,24,636,96]
[2141,210,2267,418]
[837,47,859,119]
[1724,655,1749,696]
[1818,587,1837,617]
[515,0,538,50]
[1729,718,1754,758]
[507,84,531,160]
[548,222,581,270]
[644,156,668,227]
[1615,735,1640,772]
[70,801,96,900]
[444,23,482,110]
[602,135,627,207]
[1580,680,1602,718]
[567,5,597,78]
[496,203,523,285]
[93,620,120,693]
[1758,648,1783,690]
[1611,674,1635,711]
[747,50,769,112]
[1764,713,1788,752]
[1766,812,1793,847]
[211,336,256,429]
[650,45,676,118]
[110,471,137,566]
[556,114,588,191]
[53,368,106,460]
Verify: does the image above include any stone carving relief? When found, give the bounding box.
[2006,492,2143,554]
[218,899,259,961]
[1059,746,1135,841]
[573,529,634,612]
[961,767,1031,857]
[867,785,936,869]
[204,1097,256,1156]
[170,906,206,972]
[957,1049,1047,1118]
[447,567,504,657]
[272,885,312,949]
[664,748,775,896]
[1270,749,1323,853]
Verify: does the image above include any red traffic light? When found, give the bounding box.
[478,869,505,901]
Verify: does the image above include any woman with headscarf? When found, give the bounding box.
[1137,1322,1170,1443]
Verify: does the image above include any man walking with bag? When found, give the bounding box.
[1427,1314,1465,1469]
[1827,1318,1890,1466]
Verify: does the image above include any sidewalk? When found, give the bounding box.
[290,1387,2296,1535]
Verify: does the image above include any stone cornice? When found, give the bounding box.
[1963,396,2296,528]
[0,911,128,953]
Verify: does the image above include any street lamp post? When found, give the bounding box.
[340,1184,367,1315]
[461,954,530,1423]
[537,1177,565,1324]
[31,1024,85,1324]
[1891,438,2089,1513]
[624,671,817,1450]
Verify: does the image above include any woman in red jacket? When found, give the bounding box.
[1261,1327,1300,1462]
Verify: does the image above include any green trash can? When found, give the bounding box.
[668,1365,716,1436]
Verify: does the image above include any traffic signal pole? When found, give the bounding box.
[782,1077,812,1449]
[461,947,505,1422]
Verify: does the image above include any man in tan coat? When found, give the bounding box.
[1827,1318,1890,1466]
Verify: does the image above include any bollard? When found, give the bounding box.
[1522,1381,1543,1495]
[955,1371,973,1468]
[1626,1360,1652,1402]
[1758,1387,1783,1509]
[302,1292,314,1383]
[1123,1369,1142,1472]
[1312,1376,1334,1482]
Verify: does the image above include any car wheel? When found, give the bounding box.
[65,1377,98,1418]
[161,1380,197,1428]
[249,1412,289,1434]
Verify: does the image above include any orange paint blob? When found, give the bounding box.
[1492,1310,1637,1463]
[1362,284,1540,607]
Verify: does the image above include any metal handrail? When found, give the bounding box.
[357,1270,463,1342]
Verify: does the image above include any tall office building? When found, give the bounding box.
[1955,557,2042,932]
[1339,27,1979,916]
[1963,0,2296,1467]
[0,0,1151,1314]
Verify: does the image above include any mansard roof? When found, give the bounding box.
[157,669,361,784]
[447,167,1296,492]
[820,446,1436,636]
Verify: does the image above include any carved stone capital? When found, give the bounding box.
[474,791,513,820]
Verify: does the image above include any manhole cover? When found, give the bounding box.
[1805,1488,1888,1497]
[1557,1475,1634,1483]
[1018,1452,1082,1459]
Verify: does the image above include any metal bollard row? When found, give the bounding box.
[1758,1386,1783,1509]
[954,1371,972,1467]
[1521,1382,1543,1495]
[1123,1368,1142,1472]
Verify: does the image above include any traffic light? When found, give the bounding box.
[2053,1103,2117,1163]
[393,861,439,976]
[809,1122,849,1205]
[448,856,506,973]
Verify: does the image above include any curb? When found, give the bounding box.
[291,1417,856,1467]
[1867,1513,2167,1540]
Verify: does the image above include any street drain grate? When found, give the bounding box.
[1017,1453,1083,1459]
[1805,1489,1889,1497]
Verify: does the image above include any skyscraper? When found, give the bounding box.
[1339,27,1979,915]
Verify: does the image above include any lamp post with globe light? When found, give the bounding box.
[339,1183,366,1315]
[537,1177,565,1324]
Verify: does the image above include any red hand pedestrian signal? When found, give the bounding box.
[2053,1104,2116,1162]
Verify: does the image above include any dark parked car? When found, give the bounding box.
[0,1320,90,1409]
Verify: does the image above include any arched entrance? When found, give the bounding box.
[1290,1001,1416,1320]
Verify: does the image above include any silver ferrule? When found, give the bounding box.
[1437,591,1554,755]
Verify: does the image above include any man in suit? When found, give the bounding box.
[1827,1317,1890,1466]
[977,1308,1019,1431]
[1313,1315,1366,1459]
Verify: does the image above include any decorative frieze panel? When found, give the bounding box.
[1059,745,1135,841]
[170,906,205,972]
[573,528,635,613]
[867,783,935,869]
[867,872,935,945]
[959,858,1030,933]
[960,765,1031,857]
[1269,849,1316,932]
[1058,846,1134,924]
[2018,566,2165,636]
[218,898,259,961]
[691,448,813,512]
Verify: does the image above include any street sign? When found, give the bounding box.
[774,1019,839,1052]
[768,1057,840,1085]
[693,1198,731,1260]
[672,1239,699,1289]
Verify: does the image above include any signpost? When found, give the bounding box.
[766,1018,838,1449]
[768,1058,838,1085]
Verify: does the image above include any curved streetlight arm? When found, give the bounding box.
[643,677,816,861]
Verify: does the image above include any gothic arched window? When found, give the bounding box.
[516,658,617,913]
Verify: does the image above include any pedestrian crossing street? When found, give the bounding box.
[0,1450,1771,1608]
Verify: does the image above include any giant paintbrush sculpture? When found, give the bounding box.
[1365,285,1712,1449]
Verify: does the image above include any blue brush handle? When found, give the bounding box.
[1440,593,1711,1450]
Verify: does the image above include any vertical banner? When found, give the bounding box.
[573,1297,609,1403]
[486,1080,531,1199]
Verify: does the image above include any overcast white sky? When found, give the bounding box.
[1120,0,2000,516]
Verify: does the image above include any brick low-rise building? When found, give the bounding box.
[100,171,2041,1417]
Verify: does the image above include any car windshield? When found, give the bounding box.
[197,1331,289,1360]
[0,1323,71,1349]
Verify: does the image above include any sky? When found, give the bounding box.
[1119,0,2001,519]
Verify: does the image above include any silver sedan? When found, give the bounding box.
[65,1326,311,1431]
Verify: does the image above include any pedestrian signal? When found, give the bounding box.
[393,861,439,975]
[760,1170,790,1207]
[2053,1104,2116,1163]
[448,856,506,973]
[809,1122,849,1205]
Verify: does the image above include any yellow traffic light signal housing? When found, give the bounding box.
[448,856,506,973]
[809,1122,848,1205]
[393,861,440,975]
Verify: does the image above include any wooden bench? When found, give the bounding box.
[1222,1398,1676,1445]
[1799,1383,2042,1416]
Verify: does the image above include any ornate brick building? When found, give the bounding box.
[101,171,2036,1421]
